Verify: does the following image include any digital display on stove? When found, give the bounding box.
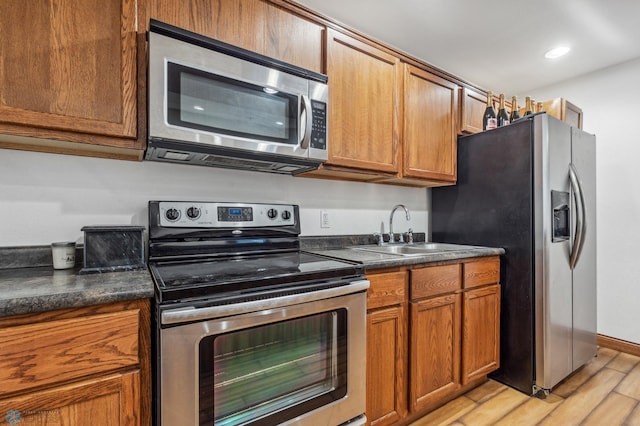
[218,206,253,222]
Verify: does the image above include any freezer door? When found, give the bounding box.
[570,127,597,368]
[534,115,573,391]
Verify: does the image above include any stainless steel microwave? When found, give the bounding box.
[146,20,328,175]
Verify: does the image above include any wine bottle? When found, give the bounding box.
[524,96,533,116]
[483,91,497,130]
[537,102,544,113]
[510,96,521,122]
[497,94,510,127]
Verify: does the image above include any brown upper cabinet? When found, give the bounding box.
[0,0,141,159]
[310,29,459,187]
[460,89,520,135]
[459,87,487,134]
[318,29,401,178]
[147,0,324,73]
[397,65,458,184]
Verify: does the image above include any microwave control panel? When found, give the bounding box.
[310,101,327,150]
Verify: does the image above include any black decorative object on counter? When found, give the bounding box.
[80,225,146,274]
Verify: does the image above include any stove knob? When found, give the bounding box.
[186,206,201,219]
[267,208,278,219]
[281,210,292,220]
[165,208,180,222]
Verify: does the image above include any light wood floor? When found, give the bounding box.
[411,347,640,426]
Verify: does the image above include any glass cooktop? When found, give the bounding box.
[150,251,363,303]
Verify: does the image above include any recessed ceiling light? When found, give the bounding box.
[545,46,570,59]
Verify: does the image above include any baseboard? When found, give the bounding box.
[598,334,640,357]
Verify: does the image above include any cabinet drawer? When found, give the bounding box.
[411,264,461,300]
[367,271,407,310]
[0,309,140,397]
[463,258,500,288]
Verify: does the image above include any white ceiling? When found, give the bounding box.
[295,0,640,96]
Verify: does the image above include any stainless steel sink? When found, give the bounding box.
[353,245,426,256]
[410,243,477,251]
[351,242,478,256]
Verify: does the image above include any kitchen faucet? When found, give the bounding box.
[389,204,410,243]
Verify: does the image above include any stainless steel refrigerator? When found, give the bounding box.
[431,113,597,396]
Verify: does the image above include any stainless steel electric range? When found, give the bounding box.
[148,201,369,426]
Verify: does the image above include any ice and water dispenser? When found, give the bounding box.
[551,190,570,242]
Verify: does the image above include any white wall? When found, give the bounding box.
[0,148,427,246]
[525,57,640,344]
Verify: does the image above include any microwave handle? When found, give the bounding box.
[300,95,313,149]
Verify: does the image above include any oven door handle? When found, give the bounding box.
[161,279,370,325]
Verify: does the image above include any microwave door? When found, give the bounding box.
[164,62,308,157]
[147,25,329,171]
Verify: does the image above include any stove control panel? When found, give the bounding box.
[158,202,296,227]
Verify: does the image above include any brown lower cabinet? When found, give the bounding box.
[366,271,408,425]
[366,257,500,425]
[0,299,150,426]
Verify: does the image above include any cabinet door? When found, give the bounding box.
[402,65,458,182]
[0,0,138,143]
[367,305,406,426]
[0,309,140,397]
[149,0,323,72]
[0,371,140,426]
[410,293,461,413]
[326,29,401,173]
[462,284,501,384]
[459,87,486,134]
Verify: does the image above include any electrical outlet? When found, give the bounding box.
[320,210,331,228]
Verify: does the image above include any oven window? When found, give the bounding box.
[166,62,299,145]
[199,310,348,426]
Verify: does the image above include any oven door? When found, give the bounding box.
[158,281,368,426]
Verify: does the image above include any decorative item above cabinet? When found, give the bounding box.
[541,97,583,129]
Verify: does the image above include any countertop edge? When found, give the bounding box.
[0,268,154,319]
[2,288,154,317]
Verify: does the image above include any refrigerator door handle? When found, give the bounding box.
[569,163,586,269]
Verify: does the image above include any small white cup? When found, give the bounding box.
[51,242,76,269]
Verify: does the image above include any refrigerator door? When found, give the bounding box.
[570,127,598,368]
[432,119,536,394]
[534,115,573,391]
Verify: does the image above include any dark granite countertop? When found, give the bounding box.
[0,235,502,318]
[0,266,154,318]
